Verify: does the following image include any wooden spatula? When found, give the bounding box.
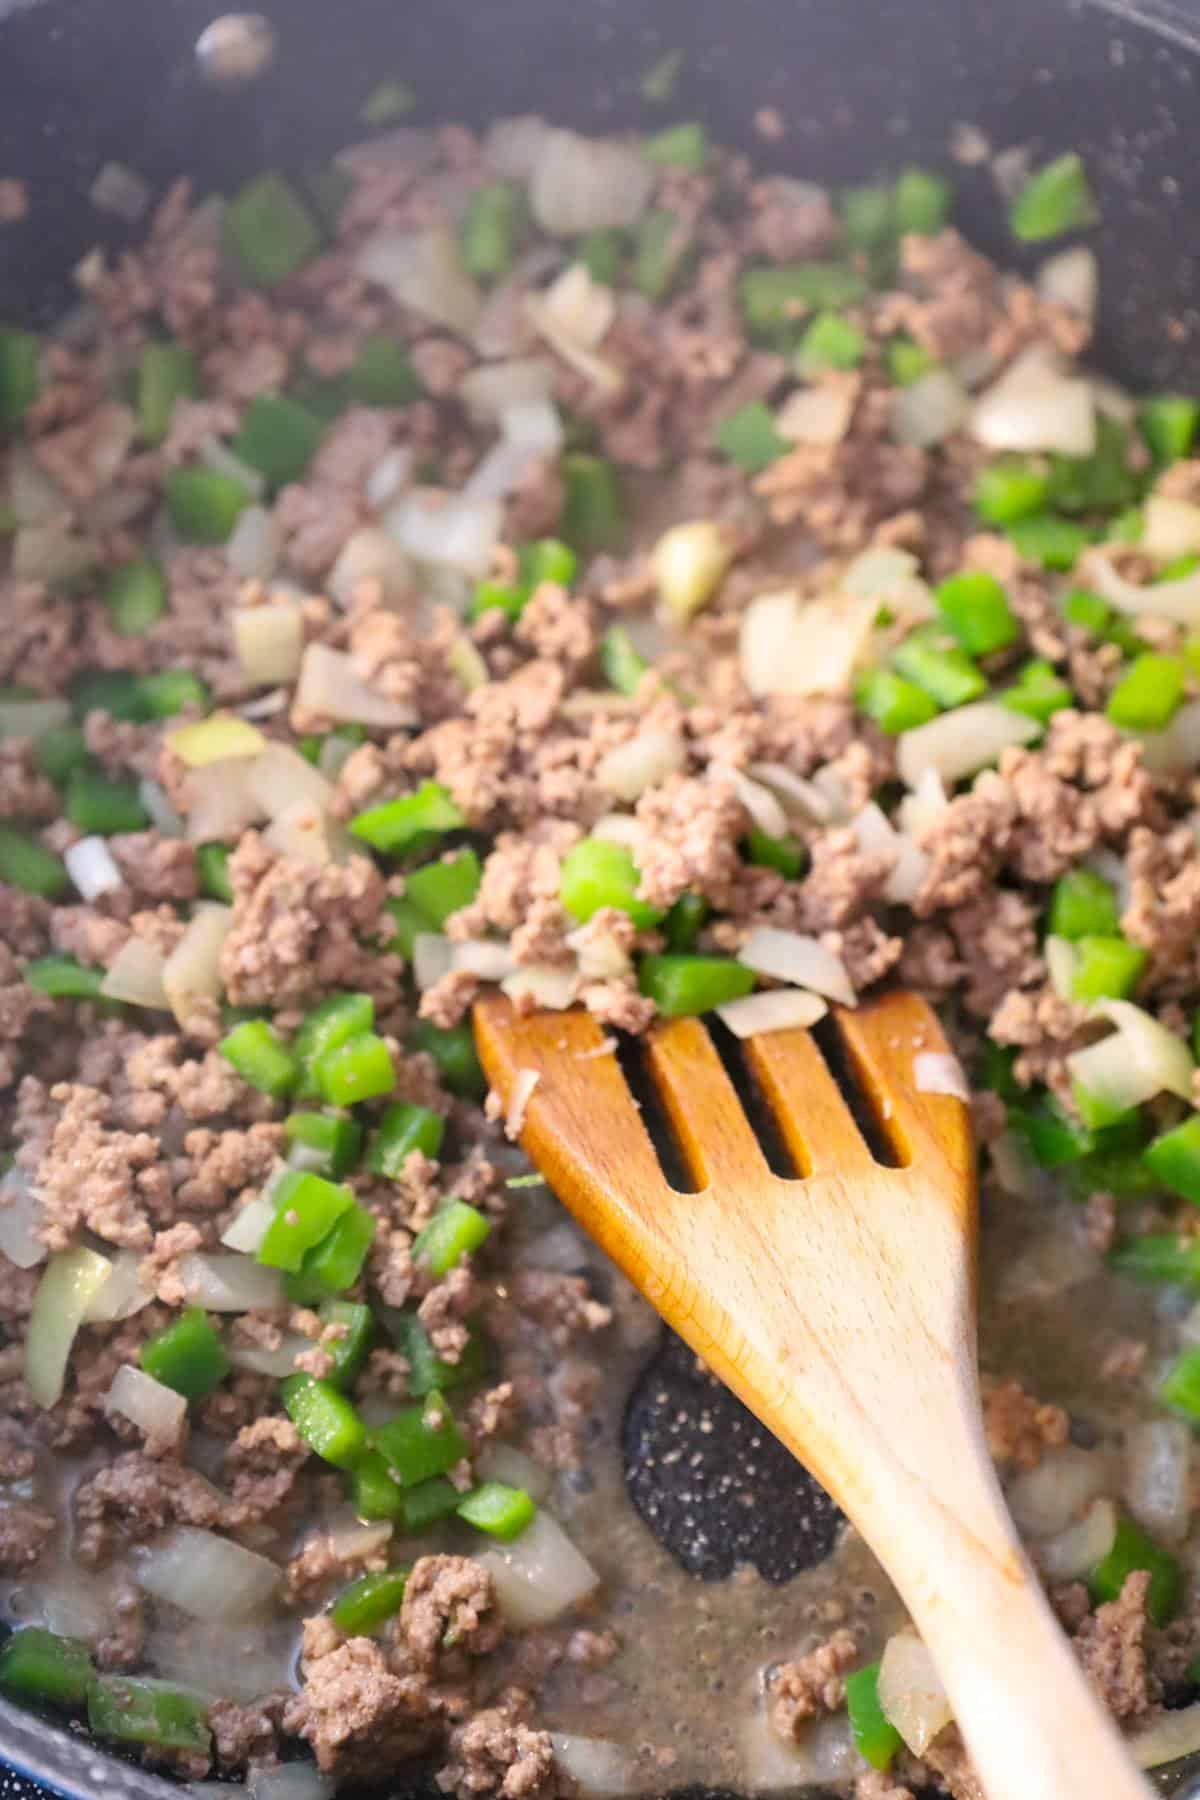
[474,988,1155,1800]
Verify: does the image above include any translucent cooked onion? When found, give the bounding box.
[462,401,564,502]
[1087,548,1200,626]
[145,1613,298,1707]
[355,227,482,334]
[1036,1496,1117,1582]
[200,436,265,501]
[529,129,655,235]
[896,701,1040,788]
[475,1442,553,1503]
[247,1767,336,1800]
[245,741,335,821]
[454,940,518,981]
[506,1068,540,1140]
[294,643,418,729]
[413,933,455,990]
[105,1364,187,1445]
[1005,1444,1115,1537]
[739,590,877,700]
[25,1245,113,1408]
[597,729,686,803]
[1125,1419,1192,1545]
[550,1737,641,1798]
[181,755,264,843]
[1036,245,1098,322]
[1142,496,1200,561]
[877,1632,953,1757]
[970,345,1096,456]
[777,382,857,447]
[747,762,834,826]
[913,1051,969,1101]
[7,447,68,527]
[590,813,647,853]
[365,445,414,512]
[328,527,415,610]
[890,368,970,448]
[13,521,98,586]
[227,1330,310,1378]
[460,356,557,424]
[723,767,790,840]
[850,800,928,904]
[1067,1000,1194,1112]
[233,603,304,685]
[220,1192,278,1254]
[740,1708,858,1790]
[1129,1701,1200,1769]
[0,695,70,739]
[138,777,184,838]
[652,520,737,622]
[0,1169,46,1270]
[501,966,578,1010]
[64,835,123,902]
[526,282,624,397]
[532,261,614,350]
[448,633,489,692]
[179,1251,285,1312]
[384,489,503,578]
[134,1525,280,1622]
[162,902,232,1028]
[1136,698,1200,774]
[716,989,827,1038]
[1043,934,1078,1002]
[263,801,354,867]
[478,1509,599,1627]
[738,927,855,1005]
[81,1248,154,1323]
[566,920,631,982]
[168,713,267,767]
[100,936,169,1009]
[224,504,280,581]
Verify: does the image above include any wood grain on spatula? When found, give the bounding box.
[473,989,1154,1800]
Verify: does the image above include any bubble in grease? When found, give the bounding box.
[196,13,276,87]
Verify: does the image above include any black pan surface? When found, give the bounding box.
[2,0,1200,1794]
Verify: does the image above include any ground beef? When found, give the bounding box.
[401,1555,503,1665]
[223,1415,310,1514]
[95,1582,146,1672]
[766,1630,859,1740]
[284,1633,446,1781]
[73,1451,248,1566]
[208,1693,288,1770]
[980,1378,1069,1470]
[33,1081,168,1252]
[436,1697,561,1800]
[1073,1569,1159,1721]
[0,1502,55,1572]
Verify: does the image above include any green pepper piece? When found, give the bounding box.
[366,1102,445,1178]
[894,167,952,236]
[1008,513,1092,571]
[136,343,200,445]
[853,668,939,734]
[257,1170,355,1272]
[219,1019,300,1099]
[294,991,375,1096]
[351,1449,406,1521]
[388,1312,488,1397]
[1070,935,1147,1004]
[637,953,756,1018]
[384,895,432,961]
[633,209,691,301]
[371,1389,468,1486]
[561,453,625,552]
[88,1676,212,1756]
[0,826,68,898]
[400,1473,462,1532]
[348,336,422,407]
[600,624,649,697]
[350,781,467,854]
[1139,395,1199,466]
[285,1202,376,1304]
[893,627,987,708]
[738,264,867,338]
[743,826,806,880]
[404,849,482,926]
[1010,152,1097,242]
[795,311,865,375]
[408,1020,487,1101]
[973,457,1052,527]
[285,1111,364,1180]
[313,1032,395,1107]
[163,465,251,544]
[70,668,151,723]
[1010,1095,1093,1168]
[140,1306,229,1400]
[224,172,322,287]
[137,669,212,719]
[0,326,40,428]
[1048,868,1120,940]
[559,837,663,928]
[23,954,105,1000]
[0,1627,95,1705]
[33,722,89,787]
[231,392,325,487]
[195,842,233,904]
[1143,1115,1200,1206]
[578,229,626,286]
[1106,653,1187,731]
[1160,1343,1200,1416]
[885,337,938,387]
[413,1199,490,1276]
[663,892,709,953]
[845,1661,903,1771]
[1088,1514,1181,1625]
[359,79,417,126]
[934,569,1020,657]
[64,766,149,836]
[456,1480,536,1541]
[282,1372,368,1468]
[460,183,525,281]
[320,1298,375,1388]
[644,121,707,168]
[712,401,789,474]
[331,1568,409,1635]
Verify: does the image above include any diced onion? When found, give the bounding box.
[777,382,857,447]
[877,1632,953,1757]
[199,437,264,501]
[913,1051,969,1101]
[247,1768,336,1800]
[25,1246,113,1408]
[460,357,557,424]
[1124,1419,1192,1545]
[13,522,97,586]
[228,1330,310,1378]
[414,933,455,990]
[145,1614,298,1706]
[748,762,834,826]
[738,927,855,1006]
[590,813,647,853]
[451,939,518,981]
[475,1442,553,1503]
[233,603,304,685]
[1067,999,1194,1111]
[527,281,624,397]
[484,116,554,182]
[1036,246,1098,322]
[355,227,482,335]
[462,401,564,503]
[478,1509,599,1626]
[294,642,418,729]
[90,160,150,221]
[531,262,615,350]
[263,802,353,868]
[244,741,335,821]
[529,130,655,235]
[988,1128,1044,1201]
[168,713,267,768]
[740,1708,859,1790]
[181,755,264,843]
[501,966,577,1010]
[448,633,489,692]
[723,767,791,841]
[64,835,123,902]
[105,1364,187,1446]
[1129,1702,1200,1770]
[652,520,736,622]
[1142,495,1200,561]
[138,778,185,838]
[896,767,949,838]
[328,527,414,610]
[890,368,969,448]
[162,902,231,1028]
[598,729,686,803]
[1134,697,1200,774]
[225,504,280,580]
[1036,1496,1117,1582]
[739,590,878,700]
[896,700,1040,789]
[970,346,1096,456]
[0,1169,46,1270]
[1043,934,1078,1002]
[550,1737,640,1799]
[135,1525,280,1622]
[6,448,68,527]
[81,1248,154,1323]
[365,446,414,513]
[0,696,70,739]
[1005,1444,1115,1537]
[179,1251,284,1312]
[506,1068,540,1141]
[850,800,928,905]
[384,489,502,578]
[716,989,827,1038]
[1087,547,1200,627]
[220,1193,278,1254]
[566,921,631,982]
[100,936,169,1009]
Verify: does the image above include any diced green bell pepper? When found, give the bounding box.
[456,1480,536,1541]
[88,1676,211,1756]
[371,1389,468,1486]
[140,1306,229,1400]
[331,1568,409,1634]
[257,1169,355,1272]
[0,1627,95,1706]
[282,1372,368,1468]
[412,1199,490,1276]
[637,953,756,1017]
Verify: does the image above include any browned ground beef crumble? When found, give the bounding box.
[3,110,1200,1800]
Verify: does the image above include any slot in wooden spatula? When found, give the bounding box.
[473,988,1154,1800]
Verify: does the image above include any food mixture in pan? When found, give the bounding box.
[2,91,1200,1800]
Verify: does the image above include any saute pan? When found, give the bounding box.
[2,0,1200,1794]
